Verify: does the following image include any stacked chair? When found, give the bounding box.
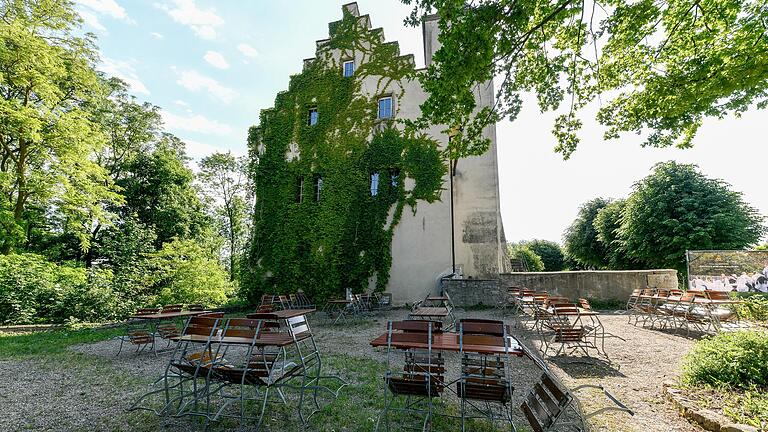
[116,308,159,356]
[456,319,516,431]
[130,312,345,429]
[627,288,739,334]
[377,320,445,432]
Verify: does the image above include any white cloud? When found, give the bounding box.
[184,139,224,160]
[150,32,164,39]
[79,10,106,31]
[203,51,229,70]
[161,110,234,136]
[174,99,189,107]
[99,58,149,95]
[77,0,134,23]
[156,0,224,40]
[237,43,259,59]
[175,69,236,103]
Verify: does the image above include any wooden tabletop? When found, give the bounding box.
[409,307,450,318]
[246,308,316,320]
[546,308,600,317]
[130,310,210,320]
[370,332,524,356]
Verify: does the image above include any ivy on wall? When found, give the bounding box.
[241,9,446,303]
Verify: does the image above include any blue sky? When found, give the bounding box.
[78,0,768,244]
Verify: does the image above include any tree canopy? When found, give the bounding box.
[0,0,234,324]
[563,162,765,273]
[563,197,610,268]
[525,239,566,271]
[403,0,768,159]
[620,161,765,273]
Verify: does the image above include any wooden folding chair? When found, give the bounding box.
[522,372,633,432]
[116,308,159,356]
[456,319,515,431]
[377,320,444,432]
[129,315,222,416]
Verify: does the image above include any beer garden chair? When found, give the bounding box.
[456,319,516,431]
[376,320,445,432]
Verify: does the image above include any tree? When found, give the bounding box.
[524,239,566,271]
[507,242,545,272]
[620,162,765,274]
[593,199,637,269]
[0,0,121,252]
[563,198,610,268]
[198,152,250,281]
[403,0,768,159]
[119,138,211,248]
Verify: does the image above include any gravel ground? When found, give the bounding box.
[0,309,703,431]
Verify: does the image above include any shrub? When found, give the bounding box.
[525,239,566,271]
[682,331,768,389]
[0,253,83,324]
[147,239,233,307]
[56,269,132,323]
[507,243,544,272]
[731,293,768,322]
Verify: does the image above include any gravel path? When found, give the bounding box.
[0,309,703,431]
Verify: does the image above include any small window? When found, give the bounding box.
[314,175,323,201]
[307,107,318,126]
[343,60,355,77]
[295,176,304,203]
[390,169,400,187]
[378,96,392,120]
[370,172,380,196]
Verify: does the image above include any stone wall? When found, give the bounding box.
[501,270,678,302]
[441,269,678,307]
[442,278,502,307]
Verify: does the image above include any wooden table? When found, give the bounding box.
[370,331,524,356]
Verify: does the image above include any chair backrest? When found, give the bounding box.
[287,314,311,339]
[521,373,573,432]
[706,290,730,301]
[135,308,160,316]
[552,303,580,315]
[182,316,221,337]
[162,304,183,313]
[655,289,670,298]
[220,318,262,339]
[391,319,442,333]
[458,319,504,336]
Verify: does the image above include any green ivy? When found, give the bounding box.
[241,10,446,303]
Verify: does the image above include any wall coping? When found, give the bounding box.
[502,269,676,276]
[442,278,499,282]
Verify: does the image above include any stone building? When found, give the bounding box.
[250,3,507,304]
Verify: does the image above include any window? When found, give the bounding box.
[370,172,380,196]
[378,97,392,120]
[307,107,318,126]
[295,176,304,203]
[390,169,400,187]
[314,175,323,201]
[343,60,355,77]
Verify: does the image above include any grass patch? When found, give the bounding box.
[679,330,768,429]
[0,325,123,359]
